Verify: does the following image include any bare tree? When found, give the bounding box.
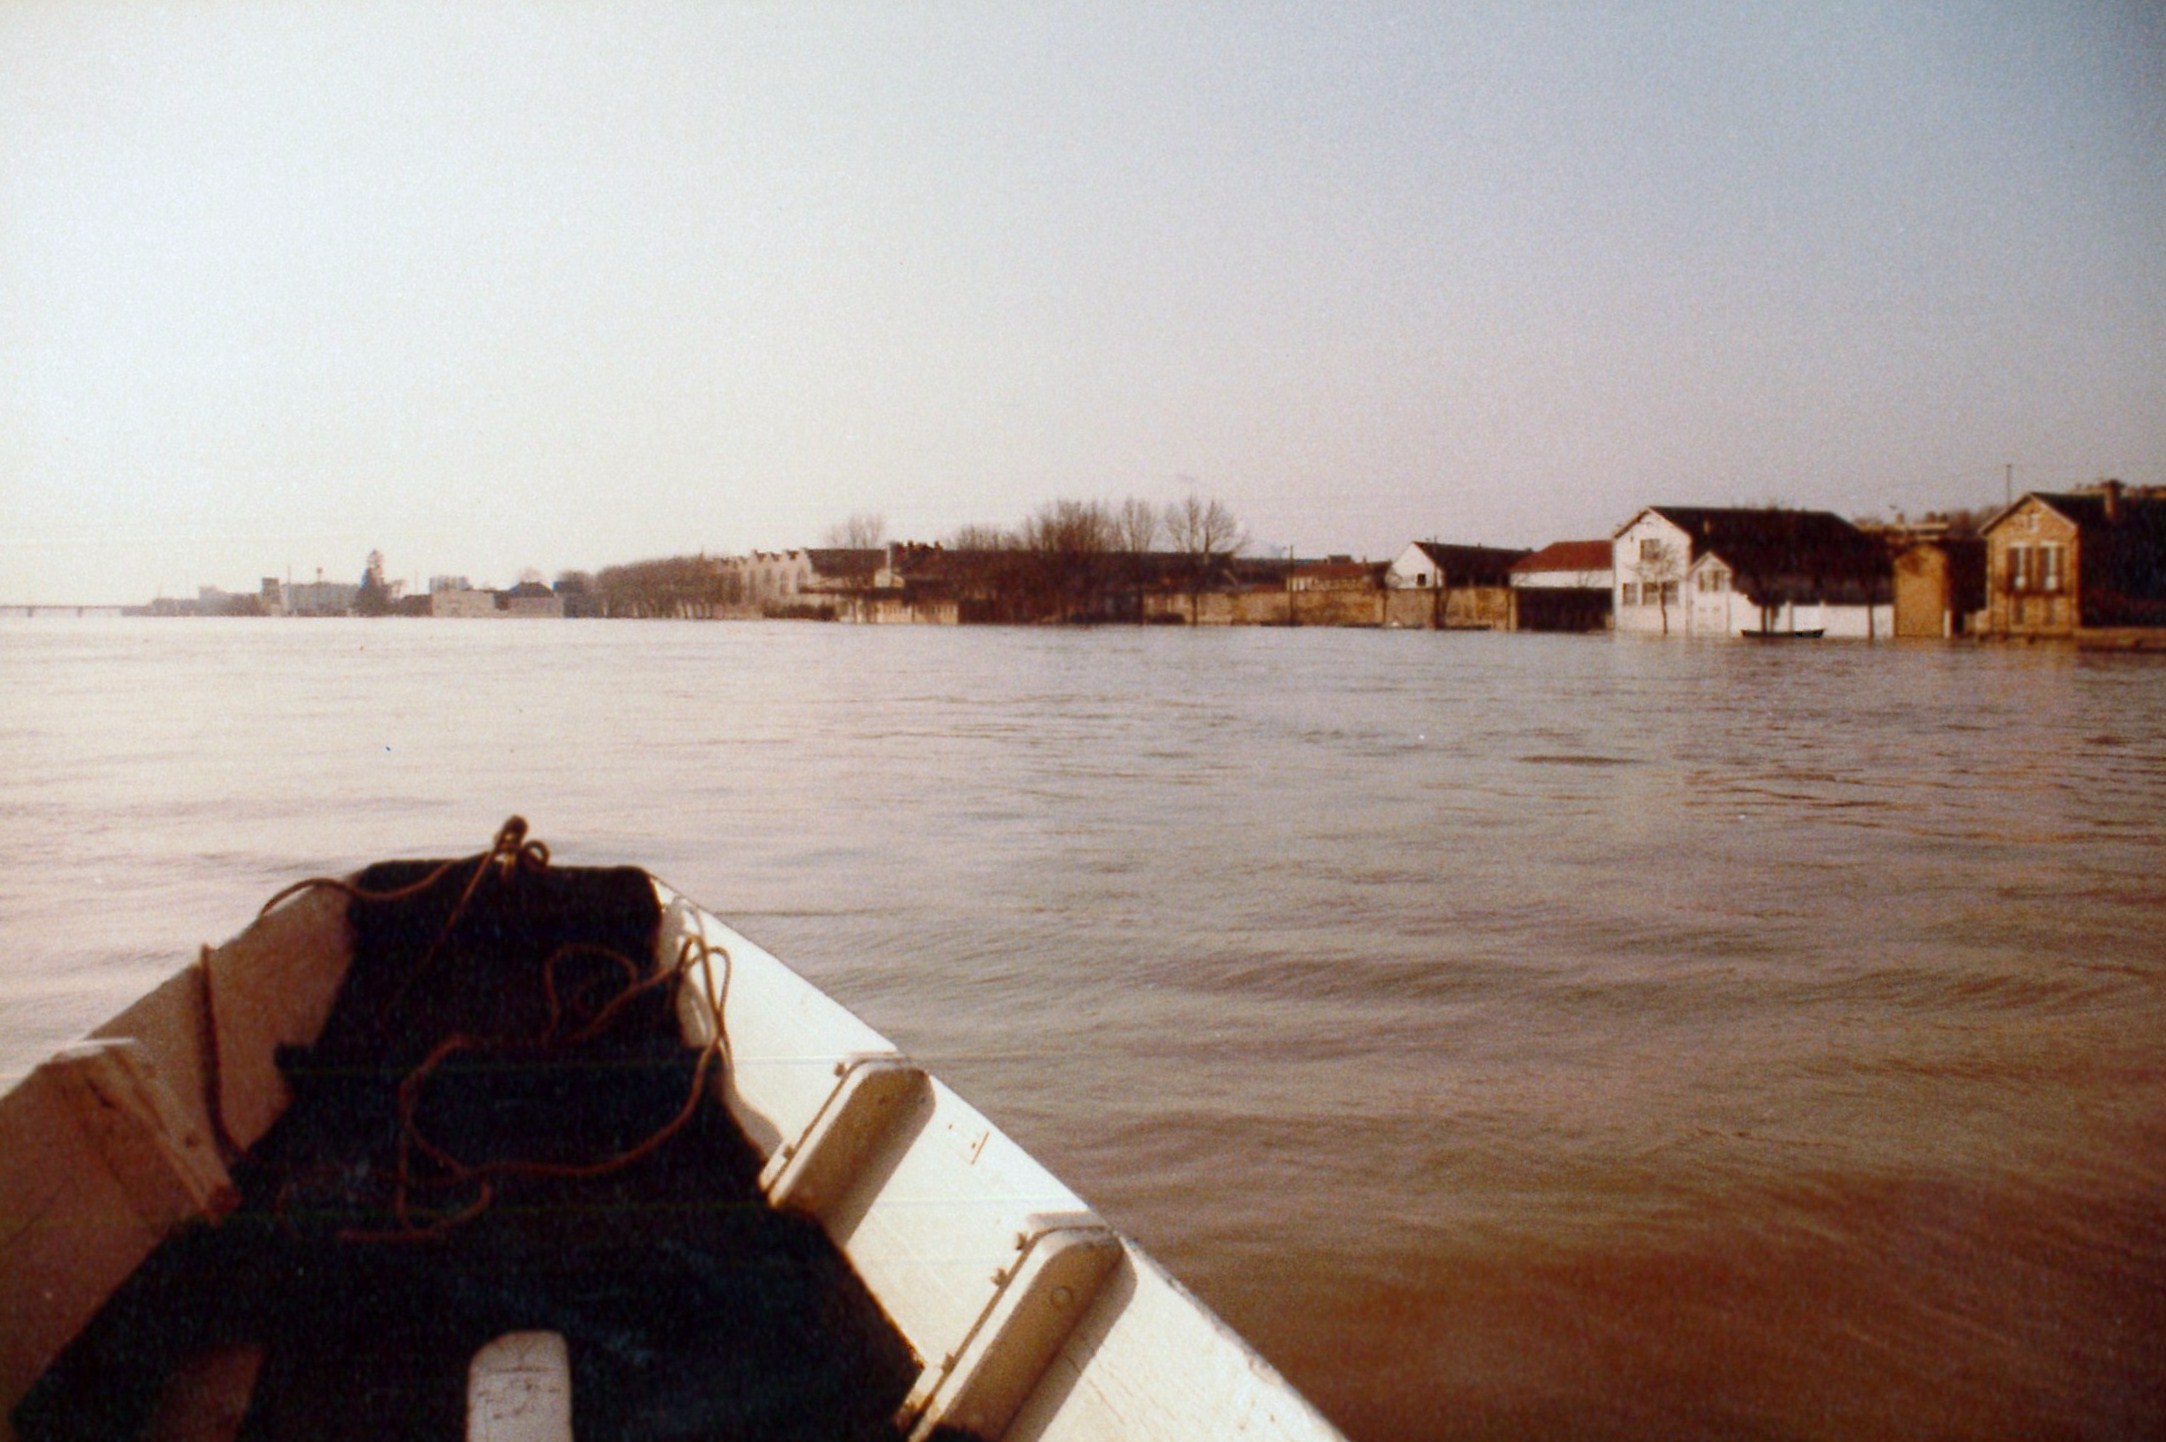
[1113,497,1160,622]
[1635,539,1686,636]
[1022,499,1115,621]
[824,512,888,549]
[1164,496,1245,624]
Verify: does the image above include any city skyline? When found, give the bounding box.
[5,3,2163,604]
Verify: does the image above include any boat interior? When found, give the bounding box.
[2,838,1152,1442]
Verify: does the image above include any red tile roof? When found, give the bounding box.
[1510,540,1613,574]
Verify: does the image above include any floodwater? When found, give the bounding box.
[3,617,2163,1441]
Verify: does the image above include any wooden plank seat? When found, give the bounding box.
[466,1333,573,1442]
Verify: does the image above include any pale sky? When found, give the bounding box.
[3,2,2162,603]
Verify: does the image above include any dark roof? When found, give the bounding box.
[2001,489,2166,539]
[1510,540,1612,574]
[1409,542,1530,585]
[1634,507,1888,584]
[803,548,884,580]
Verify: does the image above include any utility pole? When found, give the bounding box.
[2005,463,2013,508]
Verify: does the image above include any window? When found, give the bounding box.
[2040,544,2065,593]
[1639,539,1665,562]
[1661,582,1679,605]
[2006,544,2031,591]
[1698,568,1727,593]
[1622,582,1639,606]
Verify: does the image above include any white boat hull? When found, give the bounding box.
[0,862,1345,1442]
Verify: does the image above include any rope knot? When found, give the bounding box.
[240,817,733,1243]
[490,815,550,879]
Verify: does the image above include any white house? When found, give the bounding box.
[1614,507,1893,638]
[1386,541,1526,591]
[1507,540,1613,631]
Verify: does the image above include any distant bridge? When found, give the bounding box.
[0,604,129,619]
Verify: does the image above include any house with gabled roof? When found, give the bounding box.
[1383,541,1529,630]
[1614,506,1892,638]
[1980,482,2166,640]
[1508,540,1613,632]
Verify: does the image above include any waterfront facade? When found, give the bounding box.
[1616,507,1892,638]
[1982,485,2166,640]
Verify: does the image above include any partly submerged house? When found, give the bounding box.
[1508,540,1613,632]
[1384,541,1529,630]
[1891,537,1987,639]
[724,549,887,618]
[1980,483,2166,640]
[1614,507,1892,639]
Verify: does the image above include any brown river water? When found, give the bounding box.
[3,617,2163,1440]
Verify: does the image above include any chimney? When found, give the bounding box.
[2102,478,2123,523]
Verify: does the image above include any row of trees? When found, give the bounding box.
[347,494,1248,623]
[913,495,1246,623]
[583,557,742,618]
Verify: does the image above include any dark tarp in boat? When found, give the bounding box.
[16,857,921,1442]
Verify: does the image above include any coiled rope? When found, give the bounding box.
[228,817,733,1243]
[337,927,733,1244]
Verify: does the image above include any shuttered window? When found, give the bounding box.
[2006,544,2031,590]
[2040,544,2065,593]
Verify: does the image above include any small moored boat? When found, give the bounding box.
[0,821,1345,1442]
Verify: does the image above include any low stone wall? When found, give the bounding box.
[1144,588,1384,626]
[1382,587,1512,630]
[1141,585,1512,628]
